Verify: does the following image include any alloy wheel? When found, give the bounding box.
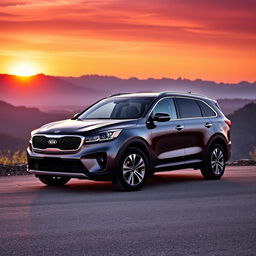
[122,154,146,186]
[211,148,225,175]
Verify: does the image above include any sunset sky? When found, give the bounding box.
[0,0,255,82]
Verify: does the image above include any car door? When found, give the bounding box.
[148,97,186,167]
[174,97,215,161]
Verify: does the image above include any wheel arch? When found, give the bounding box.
[116,138,153,169]
[206,133,229,161]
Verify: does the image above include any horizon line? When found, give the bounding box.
[0,73,255,85]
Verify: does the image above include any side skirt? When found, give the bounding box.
[154,159,203,172]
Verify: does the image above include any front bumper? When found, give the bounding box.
[27,138,122,181]
[28,169,90,179]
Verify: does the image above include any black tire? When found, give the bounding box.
[38,176,71,186]
[200,143,226,180]
[112,147,149,191]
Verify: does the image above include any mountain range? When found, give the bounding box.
[60,75,256,100]
[0,74,255,109]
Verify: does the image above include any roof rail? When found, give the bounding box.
[110,92,157,97]
[159,91,208,98]
[109,91,209,99]
[186,92,208,98]
[110,93,131,97]
[135,91,155,93]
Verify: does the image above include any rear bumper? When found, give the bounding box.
[227,142,232,161]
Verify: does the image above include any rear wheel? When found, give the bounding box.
[112,147,149,191]
[38,176,71,186]
[200,143,226,180]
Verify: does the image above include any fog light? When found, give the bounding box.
[81,153,107,173]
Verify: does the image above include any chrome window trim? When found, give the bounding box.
[176,97,218,120]
[31,134,85,153]
[146,96,217,123]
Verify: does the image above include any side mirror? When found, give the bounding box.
[153,112,170,122]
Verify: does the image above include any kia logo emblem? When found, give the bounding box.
[48,139,57,145]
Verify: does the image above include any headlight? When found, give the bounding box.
[85,129,122,143]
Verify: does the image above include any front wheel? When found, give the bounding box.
[38,176,71,186]
[200,144,226,180]
[112,147,149,191]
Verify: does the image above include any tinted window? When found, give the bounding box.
[215,102,222,110]
[176,98,202,118]
[152,98,177,119]
[78,97,152,119]
[197,101,216,117]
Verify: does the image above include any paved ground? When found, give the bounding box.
[0,166,256,256]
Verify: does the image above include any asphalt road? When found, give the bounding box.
[0,166,256,256]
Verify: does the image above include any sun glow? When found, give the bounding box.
[9,62,39,77]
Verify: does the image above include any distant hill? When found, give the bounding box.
[0,74,103,107]
[217,99,256,115]
[228,103,256,160]
[0,100,71,139]
[0,133,26,152]
[0,74,256,109]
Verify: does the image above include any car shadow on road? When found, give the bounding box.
[32,170,210,194]
[148,172,205,185]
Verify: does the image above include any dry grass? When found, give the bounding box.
[0,150,27,165]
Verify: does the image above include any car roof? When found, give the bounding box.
[110,91,212,101]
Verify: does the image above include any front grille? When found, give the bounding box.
[28,157,87,173]
[32,135,82,151]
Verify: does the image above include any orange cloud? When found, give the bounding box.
[0,0,255,82]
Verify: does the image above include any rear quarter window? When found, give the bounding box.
[197,100,216,117]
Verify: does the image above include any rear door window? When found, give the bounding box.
[175,98,202,118]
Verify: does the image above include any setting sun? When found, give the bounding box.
[9,62,39,77]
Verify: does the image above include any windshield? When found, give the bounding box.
[78,97,153,120]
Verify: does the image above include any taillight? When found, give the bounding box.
[225,119,231,127]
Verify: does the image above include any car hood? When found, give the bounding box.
[35,119,138,135]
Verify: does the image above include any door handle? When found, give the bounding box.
[205,123,212,128]
[176,125,184,131]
